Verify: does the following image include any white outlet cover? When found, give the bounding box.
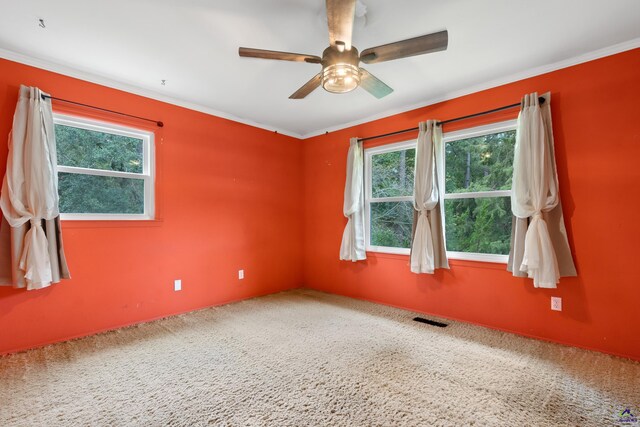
[551,296,562,311]
[238,270,244,280]
[174,279,182,291]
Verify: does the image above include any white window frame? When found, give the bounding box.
[54,114,155,220]
[442,120,516,263]
[364,140,416,255]
[364,119,517,263]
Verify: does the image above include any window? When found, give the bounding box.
[364,120,516,262]
[364,141,416,254]
[442,120,516,262]
[54,115,155,220]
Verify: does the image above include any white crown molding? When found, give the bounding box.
[0,47,303,139]
[300,37,640,139]
[2,37,639,141]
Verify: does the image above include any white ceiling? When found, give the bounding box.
[1,0,639,138]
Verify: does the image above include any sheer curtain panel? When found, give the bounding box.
[339,137,366,261]
[0,85,70,290]
[508,92,576,288]
[410,120,448,274]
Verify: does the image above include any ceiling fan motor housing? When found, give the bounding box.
[321,46,360,93]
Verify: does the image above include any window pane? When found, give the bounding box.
[444,197,511,255]
[58,173,144,214]
[370,201,414,248]
[371,148,415,197]
[55,124,144,173]
[445,130,515,193]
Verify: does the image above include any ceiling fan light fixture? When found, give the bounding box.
[239,1,448,99]
[320,45,360,94]
[322,63,360,93]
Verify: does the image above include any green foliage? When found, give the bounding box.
[370,201,413,248]
[371,149,415,197]
[56,125,143,173]
[443,131,515,254]
[58,173,144,214]
[444,197,512,255]
[445,131,515,193]
[55,124,145,214]
[370,148,415,248]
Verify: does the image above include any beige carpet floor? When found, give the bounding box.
[0,289,638,426]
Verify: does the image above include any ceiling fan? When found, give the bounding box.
[238,0,448,99]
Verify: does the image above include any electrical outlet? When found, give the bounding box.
[174,279,182,291]
[238,270,244,280]
[551,296,562,311]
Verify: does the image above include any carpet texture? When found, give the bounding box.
[0,289,638,426]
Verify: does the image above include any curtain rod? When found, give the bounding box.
[41,94,164,127]
[357,96,545,143]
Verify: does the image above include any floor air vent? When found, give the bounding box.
[413,317,448,328]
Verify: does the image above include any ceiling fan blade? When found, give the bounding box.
[239,47,321,64]
[360,30,448,64]
[326,0,356,50]
[289,73,323,99]
[359,68,393,99]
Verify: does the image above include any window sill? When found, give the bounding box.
[61,218,163,228]
[365,248,508,267]
[366,246,410,256]
[446,251,508,264]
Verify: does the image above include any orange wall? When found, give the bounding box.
[303,48,640,361]
[0,58,304,354]
[1,49,639,360]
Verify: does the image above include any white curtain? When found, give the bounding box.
[510,92,576,288]
[339,137,366,261]
[410,120,448,273]
[0,85,69,290]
